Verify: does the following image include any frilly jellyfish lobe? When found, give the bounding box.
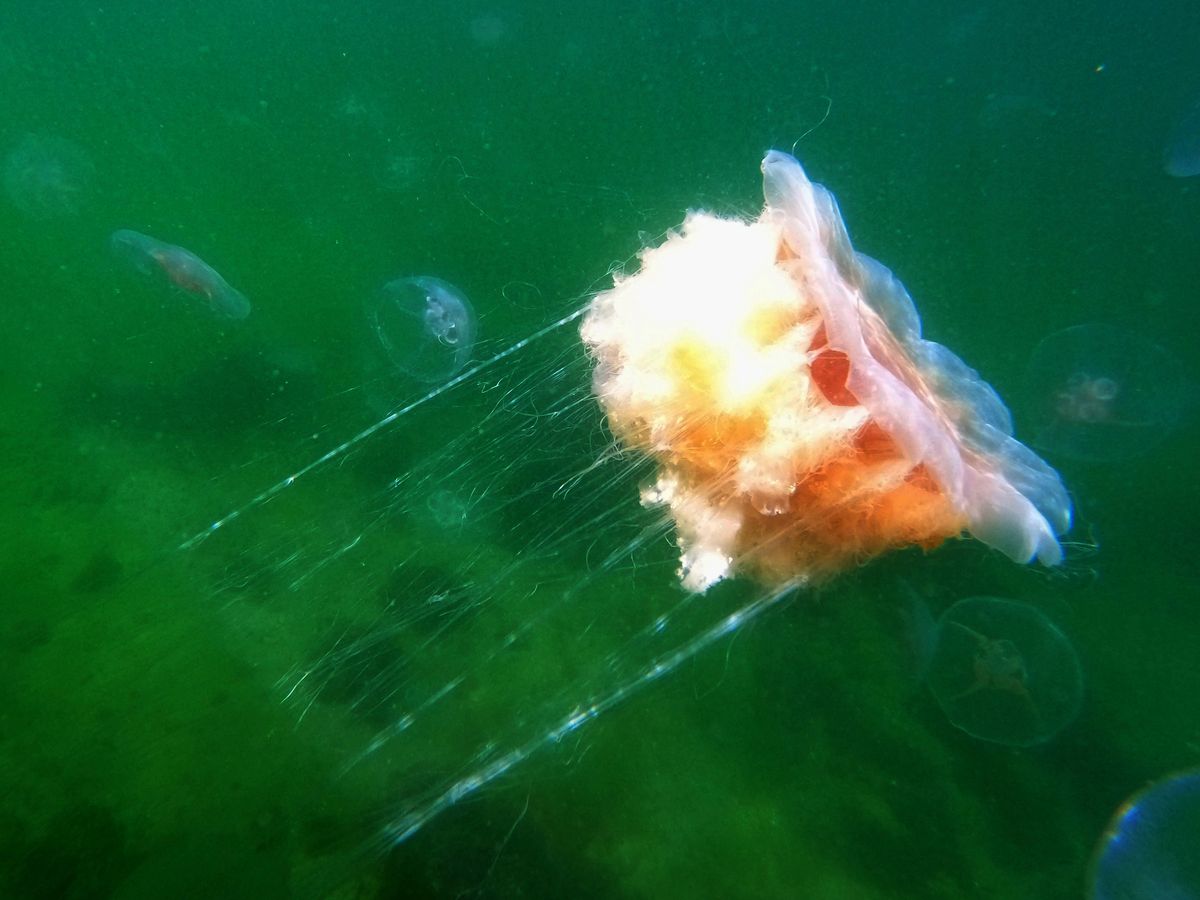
[927,596,1083,747]
[1026,324,1189,462]
[369,276,476,382]
[1165,97,1200,177]
[3,134,95,220]
[1090,769,1200,900]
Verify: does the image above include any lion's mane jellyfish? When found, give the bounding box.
[3,134,95,220]
[367,276,476,382]
[1026,324,1188,462]
[110,229,251,320]
[926,597,1083,747]
[582,150,1071,592]
[1089,769,1200,899]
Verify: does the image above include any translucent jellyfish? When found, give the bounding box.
[425,488,470,530]
[469,13,509,46]
[1089,769,1200,899]
[926,597,1083,747]
[110,229,251,320]
[367,276,476,382]
[3,134,94,220]
[582,150,1071,591]
[1026,324,1188,462]
[1164,97,1200,177]
[377,153,426,194]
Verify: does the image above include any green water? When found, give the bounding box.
[2,1,1198,898]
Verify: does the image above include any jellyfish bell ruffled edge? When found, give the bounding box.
[761,150,1070,565]
[582,151,1070,592]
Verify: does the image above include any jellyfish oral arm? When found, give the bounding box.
[960,469,1063,565]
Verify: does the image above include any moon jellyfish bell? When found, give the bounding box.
[3,133,95,220]
[1089,769,1200,899]
[581,150,1071,592]
[1026,324,1189,462]
[926,597,1083,747]
[368,276,476,382]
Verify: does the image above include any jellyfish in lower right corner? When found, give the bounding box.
[1165,96,1200,178]
[1025,324,1189,463]
[926,596,1083,747]
[1089,769,1200,899]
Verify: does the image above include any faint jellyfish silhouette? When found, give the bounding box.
[3,134,94,220]
[944,7,988,47]
[927,596,1083,747]
[1164,97,1200,177]
[377,153,425,194]
[426,489,469,530]
[110,229,251,320]
[469,13,509,46]
[1025,324,1189,462]
[335,90,386,132]
[1089,769,1200,899]
[367,276,476,382]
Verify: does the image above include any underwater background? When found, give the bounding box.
[1,0,1198,897]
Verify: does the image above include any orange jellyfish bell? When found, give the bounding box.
[581,151,1071,592]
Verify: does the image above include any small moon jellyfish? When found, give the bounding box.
[1089,769,1200,900]
[1164,97,1200,177]
[1026,324,1188,462]
[110,229,251,320]
[3,134,95,220]
[926,596,1083,747]
[368,276,476,382]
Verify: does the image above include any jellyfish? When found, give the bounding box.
[1164,97,1200,178]
[377,153,427,194]
[1025,324,1188,462]
[179,151,1074,849]
[1089,769,1200,899]
[367,276,476,382]
[582,150,1071,591]
[3,134,94,220]
[925,596,1083,747]
[469,13,509,46]
[110,229,251,320]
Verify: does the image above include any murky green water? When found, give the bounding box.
[1,2,1198,898]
